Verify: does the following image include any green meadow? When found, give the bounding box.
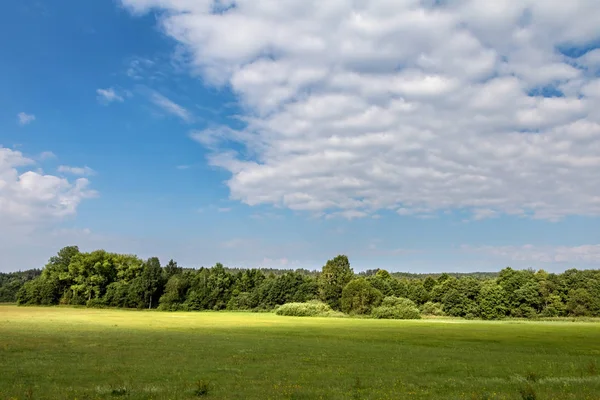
[1,305,600,400]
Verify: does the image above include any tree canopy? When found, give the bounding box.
[2,246,599,320]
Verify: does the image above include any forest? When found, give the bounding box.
[3,246,600,319]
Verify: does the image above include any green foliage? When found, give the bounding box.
[478,284,508,320]
[103,281,132,308]
[6,246,600,320]
[540,294,566,317]
[138,257,164,308]
[275,300,342,317]
[163,259,182,279]
[420,301,445,316]
[158,274,190,311]
[371,296,421,319]
[0,269,42,303]
[86,298,105,308]
[366,272,394,296]
[439,278,481,317]
[16,276,60,306]
[227,292,257,310]
[341,278,383,315]
[406,280,430,305]
[423,276,436,292]
[566,288,593,316]
[318,255,354,310]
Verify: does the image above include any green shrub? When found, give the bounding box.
[420,301,445,316]
[513,305,538,319]
[86,298,106,308]
[372,297,421,319]
[380,296,415,308]
[275,300,343,317]
[341,278,383,315]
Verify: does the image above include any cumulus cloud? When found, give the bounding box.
[0,147,96,225]
[123,0,600,220]
[150,92,193,122]
[96,88,125,104]
[462,244,600,265]
[17,112,35,126]
[57,165,96,176]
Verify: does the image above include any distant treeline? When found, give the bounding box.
[0,269,41,303]
[6,246,600,319]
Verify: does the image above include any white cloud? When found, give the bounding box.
[176,164,191,170]
[463,244,600,265]
[123,0,600,220]
[96,88,124,104]
[17,112,35,126]
[150,92,193,122]
[57,165,96,176]
[39,151,56,160]
[0,147,97,225]
[217,207,231,213]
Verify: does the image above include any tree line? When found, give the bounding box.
[0,269,41,303]
[5,246,600,319]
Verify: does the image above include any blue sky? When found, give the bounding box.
[1,0,600,273]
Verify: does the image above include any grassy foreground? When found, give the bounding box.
[1,305,600,399]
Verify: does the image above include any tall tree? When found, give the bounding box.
[140,257,163,309]
[163,259,182,279]
[318,255,354,310]
[341,278,383,315]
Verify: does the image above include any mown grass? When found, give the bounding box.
[1,305,600,399]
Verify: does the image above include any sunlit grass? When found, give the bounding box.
[1,305,600,399]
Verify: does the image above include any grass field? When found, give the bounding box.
[1,305,600,399]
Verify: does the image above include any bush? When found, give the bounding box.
[86,298,106,308]
[372,305,421,320]
[513,304,538,319]
[275,300,343,317]
[341,278,383,315]
[420,301,445,316]
[380,296,415,308]
[371,297,421,319]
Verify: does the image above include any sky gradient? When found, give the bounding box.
[2,0,600,273]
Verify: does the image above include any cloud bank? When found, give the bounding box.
[122,0,600,221]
